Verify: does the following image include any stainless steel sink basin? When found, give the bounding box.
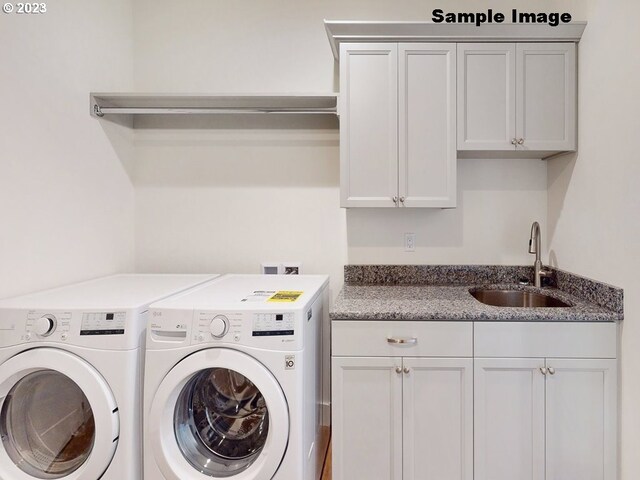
[470,289,571,308]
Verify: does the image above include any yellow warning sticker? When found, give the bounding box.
[267,291,304,303]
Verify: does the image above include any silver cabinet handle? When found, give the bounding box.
[392,196,398,205]
[548,367,555,375]
[540,367,547,375]
[403,367,410,374]
[387,337,418,345]
[517,138,525,145]
[511,138,518,145]
[399,196,405,204]
[395,366,402,374]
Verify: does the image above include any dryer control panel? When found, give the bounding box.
[25,311,71,341]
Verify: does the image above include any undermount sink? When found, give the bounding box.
[470,289,572,308]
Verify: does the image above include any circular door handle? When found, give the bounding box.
[511,138,518,145]
[395,366,402,374]
[403,367,410,374]
[540,367,547,375]
[548,367,556,375]
[517,138,525,145]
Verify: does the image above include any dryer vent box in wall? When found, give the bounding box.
[261,263,302,275]
[262,264,280,275]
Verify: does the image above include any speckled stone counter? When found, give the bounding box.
[331,265,623,322]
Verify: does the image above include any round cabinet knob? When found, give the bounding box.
[34,315,56,337]
[209,315,229,339]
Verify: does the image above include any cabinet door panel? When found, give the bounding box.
[457,43,516,150]
[331,356,402,480]
[474,358,545,480]
[340,43,398,207]
[516,43,576,151]
[398,44,456,207]
[403,358,472,480]
[546,359,617,480]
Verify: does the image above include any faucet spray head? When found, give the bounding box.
[529,221,540,255]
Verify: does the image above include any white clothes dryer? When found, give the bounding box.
[0,274,218,480]
[144,274,329,480]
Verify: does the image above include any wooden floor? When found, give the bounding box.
[318,426,332,480]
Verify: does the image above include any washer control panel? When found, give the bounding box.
[252,312,294,337]
[195,312,242,343]
[192,310,299,347]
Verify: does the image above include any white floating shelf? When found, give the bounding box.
[324,20,587,59]
[90,93,338,118]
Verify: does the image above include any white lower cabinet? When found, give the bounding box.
[474,321,618,480]
[333,321,617,480]
[331,321,473,479]
[332,356,473,480]
[474,358,546,480]
[332,357,403,480]
[545,359,617,480]
[403,358,473,480]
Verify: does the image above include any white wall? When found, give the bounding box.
[0,0,136,298]
[131,0,573,299]
[547,0,640,477]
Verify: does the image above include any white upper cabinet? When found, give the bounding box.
[457,42,576,155]
[340,43,398,207]
[457,44,516,151]
[516,43,576,152]
[399,45,456,208]
[340,43,456,208]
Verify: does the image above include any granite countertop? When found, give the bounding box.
[330,265,624,322]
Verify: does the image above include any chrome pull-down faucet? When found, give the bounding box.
[529,221,552,287]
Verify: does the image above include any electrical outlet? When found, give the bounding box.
[404,233,416,252]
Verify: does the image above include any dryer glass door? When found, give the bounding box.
[0,348,119,480]
[1,370,95,478]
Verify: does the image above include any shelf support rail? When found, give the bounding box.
[92,104,337,117]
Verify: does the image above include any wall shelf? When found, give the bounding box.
[324,20,587,59]
[90,93,339,121]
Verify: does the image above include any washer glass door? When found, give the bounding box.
[150,348,289,480]
[1,370,95,478]
[174,368,269,477]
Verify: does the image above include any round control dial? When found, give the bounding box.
[209,315,229,339]
[34,315,57,337]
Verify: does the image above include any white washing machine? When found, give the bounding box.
[0,274,219,480]
[144,274,329,480]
